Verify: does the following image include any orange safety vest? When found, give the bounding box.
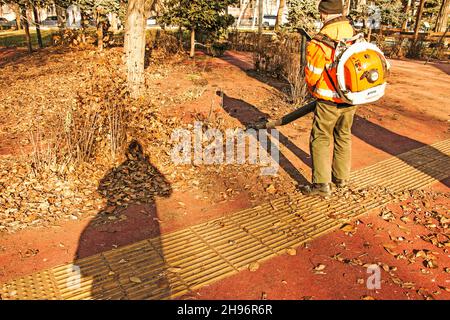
[305,17,355,103]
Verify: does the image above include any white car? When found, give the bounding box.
[262,15,277,28]
[146,17,157,26]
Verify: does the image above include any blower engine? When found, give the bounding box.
[332,33,390,105]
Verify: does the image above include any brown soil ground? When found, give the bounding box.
[0,47,449,299]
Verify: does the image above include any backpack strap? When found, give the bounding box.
[313,33,339,50]
[313,16,355,49]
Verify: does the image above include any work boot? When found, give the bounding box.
[299,183,332,198]
[332,177,349,189]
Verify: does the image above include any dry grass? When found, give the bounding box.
[24,50,130,176]
[254,32,309,105]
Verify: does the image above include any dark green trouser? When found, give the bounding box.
[310,101,357,184]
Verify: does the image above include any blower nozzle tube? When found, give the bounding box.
[247,100,317,130]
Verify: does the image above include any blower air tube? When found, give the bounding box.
[249,100,317,130]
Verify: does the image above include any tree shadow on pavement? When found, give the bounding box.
[73,140,173,299]
[428,62,450,76]
[352,115,450,188]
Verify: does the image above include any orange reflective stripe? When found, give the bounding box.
[314,88,340,99]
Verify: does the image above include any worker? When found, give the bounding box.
[301,0,356,197]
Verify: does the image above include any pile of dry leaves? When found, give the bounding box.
[0,46,289,232]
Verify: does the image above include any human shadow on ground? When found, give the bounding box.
[73,140,173,299]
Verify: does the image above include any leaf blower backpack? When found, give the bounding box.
[314,32,390,105]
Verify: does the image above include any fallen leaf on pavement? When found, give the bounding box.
[168,266,182,273]
[266,185,276,194]
[340,224,356,233]
[286,248,297,256]
[313,264,326,274]
[130,277,142,284]
[248,262,260,272]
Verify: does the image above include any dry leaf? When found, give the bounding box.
[383,243,397,249]
[384,246,398,256]
[248,262,260,272]
[397,225,411,234]
[340,224,356,233]
[286,248,297,256]
[168,266,182,273]
[400,216,410,223]
[313,263,326,274]
[380,263,390,272]
[266,184,276,194]
[314,264,326,271]
[401,282,415,289]
[130,277,142,284]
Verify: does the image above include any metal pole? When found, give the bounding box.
[258,0,263,53]
[258,0,263,35]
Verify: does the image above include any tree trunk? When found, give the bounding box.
[402,0,412,31]
[413,0,426,41]
[190,27,196,58]
[80,10,88,43]
[252,0,257,29]
[13,4,21,30]
[178,25,183,45]
[124,0,148,99]
[343,0,351,16]
[97,22,104,51]
[258,0,263,34]
[32,5,43,48]
[111,13,118,32]
[275,0,286,31]
[21,6,33,53]
[56,5,66,28]
[96,8,104,51]
[435,0,449,32]
[237,0,250,28]
[258,0,263,55]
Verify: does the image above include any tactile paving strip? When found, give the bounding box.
[1,139,449,300]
